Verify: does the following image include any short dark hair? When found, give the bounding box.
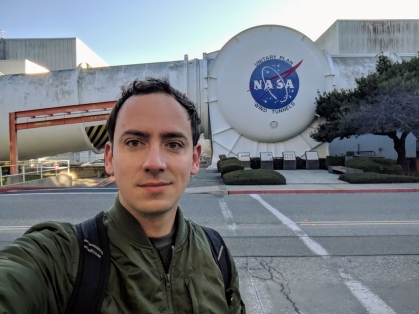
[106,77,201,146]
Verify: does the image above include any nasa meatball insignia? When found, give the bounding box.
[249,56,302,114]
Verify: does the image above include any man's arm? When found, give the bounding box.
[0,223,79,314]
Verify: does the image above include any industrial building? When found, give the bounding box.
[0,20,417,166]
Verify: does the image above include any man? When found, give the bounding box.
[0,77,245,313]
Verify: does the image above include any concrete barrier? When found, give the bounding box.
[70,166,107,179]
[3,173,72,188]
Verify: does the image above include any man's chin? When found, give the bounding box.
[133,201,178,218]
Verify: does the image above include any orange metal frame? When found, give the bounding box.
[9,101,115,174]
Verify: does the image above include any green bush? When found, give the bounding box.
[217,157,239,172]
[326,156,345,168]
[339,172,419,184]
[218,158,244,175]
[370,158,396,166]
[345,158,403,175]
[222,169,286,185]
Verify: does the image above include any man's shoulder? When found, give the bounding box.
[25,221,77,240]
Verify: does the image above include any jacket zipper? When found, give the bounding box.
[159,245,175,314]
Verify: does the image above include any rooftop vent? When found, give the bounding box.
[0,30,6,39]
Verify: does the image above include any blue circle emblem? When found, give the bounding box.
[249,59,300,110]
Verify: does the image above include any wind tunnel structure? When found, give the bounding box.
[206,25,333,168]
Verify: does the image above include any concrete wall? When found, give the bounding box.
[316,20,419,54]
[70,166,107,179]
[0,38,77,71]
[75,39,108,68]
[0,59,49,75]
[4,173,72,188]
[0,38,108,72]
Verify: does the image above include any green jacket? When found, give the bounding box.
[0,196,245,313]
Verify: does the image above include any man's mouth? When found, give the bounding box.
[138,182,171,193]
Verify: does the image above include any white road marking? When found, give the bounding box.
[249,194,328,256]
[250,194,397,314]
[339,270,397,314]
[0,226,31,230]
[298,220,419,226]
[218,198,237,234]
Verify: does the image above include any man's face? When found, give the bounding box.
[105,93,201,219]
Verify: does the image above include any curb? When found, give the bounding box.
[228,188,419,195]
[0,186,66,194]
[95,176,115,187]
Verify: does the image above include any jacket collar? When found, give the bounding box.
[106,193,187,249]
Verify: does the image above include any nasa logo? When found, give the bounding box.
[249,58,303,112]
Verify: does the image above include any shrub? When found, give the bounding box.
[218,158,244,175]
[250,157,260,169]
[326,156,345,168]
[217,157,239,172]
[370,158,396,166]
[339,172,419,184]
[222,169,286,185]
[345,158,403,175]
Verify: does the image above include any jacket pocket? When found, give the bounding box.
[185,278,199,314]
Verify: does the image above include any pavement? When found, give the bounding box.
[183,167,419,195]
[3,166,419,194]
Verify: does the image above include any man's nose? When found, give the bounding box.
[142,145,166,172]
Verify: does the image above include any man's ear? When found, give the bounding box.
[190,144,201,175]
[104,141,114,176]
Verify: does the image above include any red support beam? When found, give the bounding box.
[15,101,115,119]
[9,112,18,174]
[9,101,115,171]
[16,114,110,130]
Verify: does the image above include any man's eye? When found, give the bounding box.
[168,142,182,149]
[127,140,140,147]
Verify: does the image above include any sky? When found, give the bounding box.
[1,0,418,66]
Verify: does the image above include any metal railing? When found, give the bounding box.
[0,160,70,187]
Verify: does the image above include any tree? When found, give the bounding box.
[311,55,419,171]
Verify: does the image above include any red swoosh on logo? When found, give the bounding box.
[247,59,303,93]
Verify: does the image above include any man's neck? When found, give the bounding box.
[129,208,177,238]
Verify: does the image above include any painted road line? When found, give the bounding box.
[249,194,397,314]
[249,194,329,256]
[218,198,237,234]
[298,220,419,226]
[0,226,31,230]
[339,270,397,314]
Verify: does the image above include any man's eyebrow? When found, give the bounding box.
[120,130,150,139]
[161,132,189,143]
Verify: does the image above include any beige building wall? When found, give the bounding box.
[0,59,49,75]
[316,20,419,54]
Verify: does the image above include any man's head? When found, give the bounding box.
[106,77,201,147]
[104,78,201,223]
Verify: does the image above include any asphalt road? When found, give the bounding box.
[0,190,418,314]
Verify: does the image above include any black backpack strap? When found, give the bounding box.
[65,212,111,314]
[201,226,233,305]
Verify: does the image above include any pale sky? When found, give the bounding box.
[1,0,418,66]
